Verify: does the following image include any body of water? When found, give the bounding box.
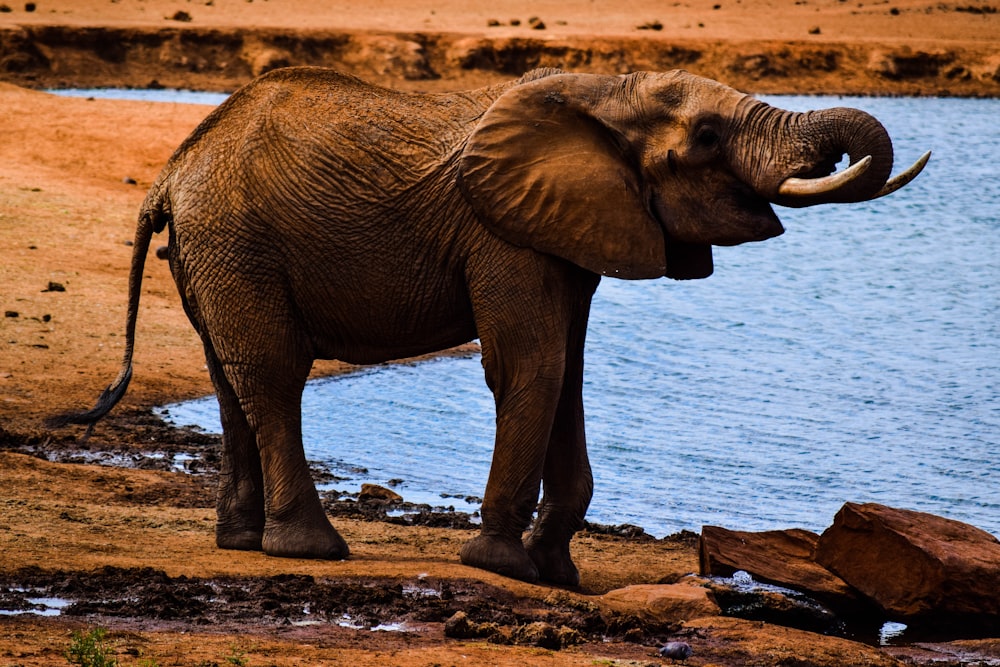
[73,89,996,538]
[52,87,231,105]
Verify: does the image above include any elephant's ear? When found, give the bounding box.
[458,73,673,280]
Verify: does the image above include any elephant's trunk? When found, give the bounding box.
[734,101,895,208]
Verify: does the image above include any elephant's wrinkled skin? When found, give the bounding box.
[52,67,926,585]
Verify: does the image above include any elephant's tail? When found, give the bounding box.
[45,192,165,439]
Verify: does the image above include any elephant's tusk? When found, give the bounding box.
[777,155,871,198]
[872,150,932,199]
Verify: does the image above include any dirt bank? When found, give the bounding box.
[1,0,999,96]
[2,25,1000,97]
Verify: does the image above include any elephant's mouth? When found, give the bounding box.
[646,180,783,279]
[721,182,785,246]
[651,183,785,248]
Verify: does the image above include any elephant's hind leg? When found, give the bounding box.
[238,351,349,561]
[180,273,266,552]
[198,282,348,560]
[203,338,266,552]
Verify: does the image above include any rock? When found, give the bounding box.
[517,621,560,650]
[703,572,844,634]
[41,281,65,293]
[444,611,578,649]
[730,53,785,79]
[946,65,972,81]
[598,583,719,626]
[443,610,476,638]
[554,625,582,647]
[699,526,871,615]
[582,520,652,540]
[815,502,1000,631]
[343,36,437,81]
[358,483,402,503]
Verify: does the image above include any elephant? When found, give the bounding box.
[51,66,928,585]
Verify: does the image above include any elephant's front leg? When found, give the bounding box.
[458,353,564,583]
[460,262,598,584]
[524,322,593,587]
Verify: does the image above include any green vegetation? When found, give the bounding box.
[65,627,118,667]
[65,626,251,667]
[225,644,248,667]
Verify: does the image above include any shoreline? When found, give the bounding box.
[1,24,999,98]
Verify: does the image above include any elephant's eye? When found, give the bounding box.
[694,125,721,149]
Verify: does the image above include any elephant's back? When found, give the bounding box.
[212,66,488,162]
[155,67,494,271]
[165,67,492,216]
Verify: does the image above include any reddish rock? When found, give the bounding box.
[816,502,1000,630]
[699,525,872,615]
[599,583,720,625]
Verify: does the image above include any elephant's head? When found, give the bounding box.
[458,69,928,280]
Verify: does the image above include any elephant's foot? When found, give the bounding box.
[216,527,264,552]
[525,536,580,587]
[216,484,266,551]
[261,517,350,560]
[215,509,265,551]
[459,533,539,583]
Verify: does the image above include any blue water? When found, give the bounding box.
[91,89,997,538]
[52,87,230,105]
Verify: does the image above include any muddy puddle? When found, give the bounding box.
[0,566,673,650]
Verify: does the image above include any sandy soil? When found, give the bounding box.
[1,1,999,666]
[4,0,998,41]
